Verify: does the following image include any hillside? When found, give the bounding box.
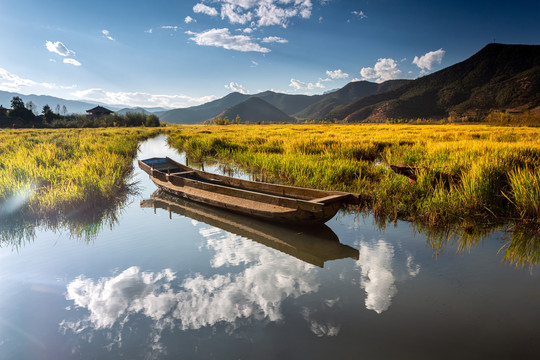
[158,92,249,124]
[295,79,409,119]
[211,97,294,123]
[329,43,540,122]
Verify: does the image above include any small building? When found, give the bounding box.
[86,106,114,117]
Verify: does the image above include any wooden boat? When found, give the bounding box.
[141,190,359,268]
[139,157,360,226]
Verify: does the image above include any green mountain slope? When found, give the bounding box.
[212,97,295,123]
[329,43,540,122]
[295,80,409,119]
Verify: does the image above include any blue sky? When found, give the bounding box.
[1,0,539,109]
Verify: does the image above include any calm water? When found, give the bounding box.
[1,136,539,359]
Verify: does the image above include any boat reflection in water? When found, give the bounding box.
[141,190,359,268]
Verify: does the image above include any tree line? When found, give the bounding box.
[0,96,160,128]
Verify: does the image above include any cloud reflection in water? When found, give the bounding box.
[61,224,320,351]
[355,238,420,314]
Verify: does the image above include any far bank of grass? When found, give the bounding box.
[167,124,540,227]
[0,127,163,225]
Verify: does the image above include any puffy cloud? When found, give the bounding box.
[102,29,114,41]
[354,238,420,314]
[71,88,217,108]
[326,69,349,79]
[61,225,319,350]
[360,58,402,83]
[261,36,288,43]
[221,3,253,24]
[184,16,195,24]
[186,28,270,53]
[356,240,397,314]
[289,78,325,90]
[225,81,248,94]
[412,48,445,72]
[195,0,312,28]
[193,3,218,16]
[63,58,82,66]
[45,41,75,57]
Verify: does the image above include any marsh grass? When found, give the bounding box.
[0,127,162,241]
[167,124,540,225]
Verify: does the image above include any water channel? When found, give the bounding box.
[1,136,539,359]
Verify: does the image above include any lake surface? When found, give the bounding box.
[1,136,539,359]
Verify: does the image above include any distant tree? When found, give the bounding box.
[62,105,67,116]
[235,114,241,124]
[55,104,61,115]
[145,114,160,127]
[8,96,35,122]
[42,104,55,122]
[11,96,25,110]
[26,101,37,115]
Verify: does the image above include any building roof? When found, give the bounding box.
[86,105,114,114]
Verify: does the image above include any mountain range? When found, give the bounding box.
[158,43,540,123]
[3,44,538,123]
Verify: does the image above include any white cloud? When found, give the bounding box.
[250,60,259,67]
[326,69,349,79]
[0,68,37,91]
[351,77,361,82]
[360,58,402,83]
[193,3,219,16]
[243,27,254,33]
[301,308,340,337]
[186,28,270,53]
[45,41,75,57]
[71,88,217,108]
[102,29,114,41]
[184,16,195,24]
[221,3,253,24]
[289,78,324,90]
[356,240,396,314]
[63,58,82,66]
[261,36,288,44]
[225,81,248,94]
[412,48,445,72]
[161,25,179,31]
[196,0,312,28]
[351,10,367,19]
[354,238,421,314]
[61,225,319,351]
[145,28,153,34]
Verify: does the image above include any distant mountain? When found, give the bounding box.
[0,90,98,114]
[159,92,249,124]
[212,97,295,123]
[295,80,409,119]
[253,91,323,115]
[329,43,540,122]
[116,107,153,115]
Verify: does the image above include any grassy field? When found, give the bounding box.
[167,124,540,227]
[0,127,162,227]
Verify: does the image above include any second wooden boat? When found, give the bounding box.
[139,157,359,226]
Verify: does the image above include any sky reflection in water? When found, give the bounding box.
[1,136,540,359]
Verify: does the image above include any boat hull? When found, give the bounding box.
[139,157,357,226]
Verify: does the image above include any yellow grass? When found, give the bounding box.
[167,123,540,224]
